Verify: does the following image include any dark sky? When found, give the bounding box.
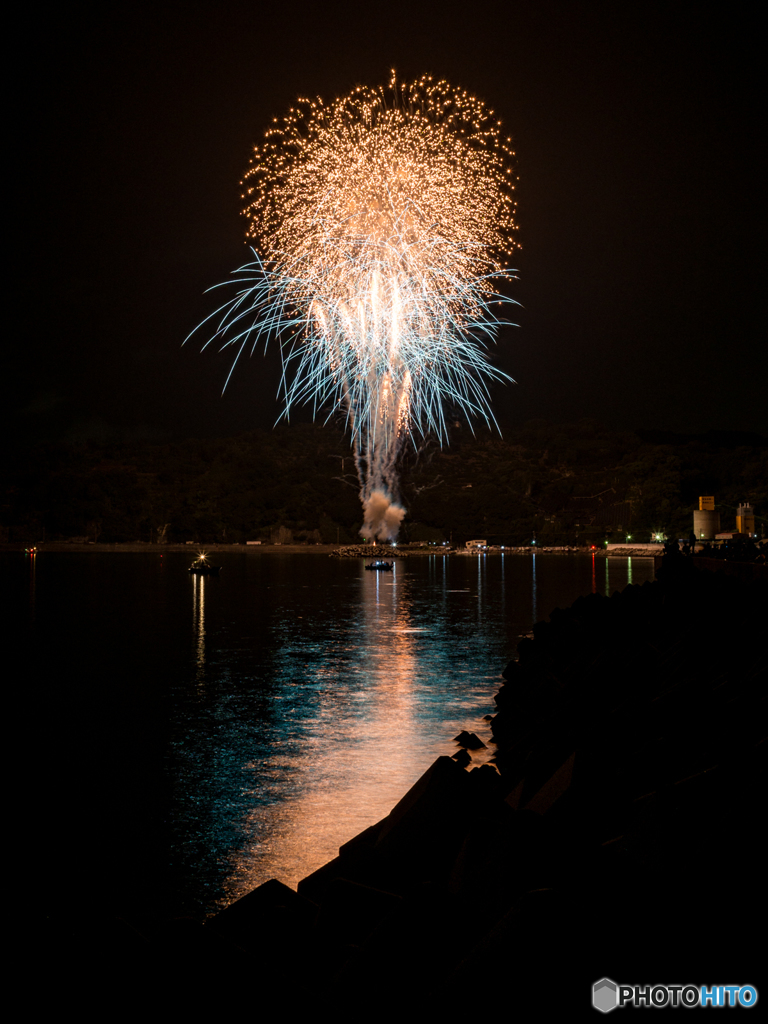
[11,0,766,444]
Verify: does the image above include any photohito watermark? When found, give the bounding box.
[592,979,759,1012]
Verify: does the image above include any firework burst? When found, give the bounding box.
[190,72,519,540]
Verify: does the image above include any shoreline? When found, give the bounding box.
[3,541,657,556]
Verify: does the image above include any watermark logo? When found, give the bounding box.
[592,979,758,1011]
[593,979,618,1013]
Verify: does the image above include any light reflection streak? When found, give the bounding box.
[604,556,633,593]
[217,557,498,903]
[192,573,206,685]
[220,561,427,901]
[27,549,37,622]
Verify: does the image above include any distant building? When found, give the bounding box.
[736,503,755,537]
[693,495,720,539]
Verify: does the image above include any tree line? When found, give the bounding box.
[3,420,765,545]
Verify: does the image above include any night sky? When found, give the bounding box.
[12,1,766,445]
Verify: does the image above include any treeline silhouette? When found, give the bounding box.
[4,420,765,545]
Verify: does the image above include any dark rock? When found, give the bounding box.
[208,877,317,952]
[454,731,486,749]
[313,878,402,947]
[501,659,520,681]
[298,856,359,904]
[338,821,384,865]
[371,757,475,881]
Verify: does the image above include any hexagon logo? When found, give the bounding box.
[593,978,618,1013]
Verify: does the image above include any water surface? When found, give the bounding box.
[9,550,652,918]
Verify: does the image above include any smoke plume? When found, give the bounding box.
[360,490,406,542]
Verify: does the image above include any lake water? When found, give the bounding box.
[9,550,654,921]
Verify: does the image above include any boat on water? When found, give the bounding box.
[189,555,222,576]
[365,560,394,571]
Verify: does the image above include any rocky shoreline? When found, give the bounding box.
[329,543,407,558]
[41,557,765,1011]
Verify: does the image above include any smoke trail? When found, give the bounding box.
[361,489,406,542]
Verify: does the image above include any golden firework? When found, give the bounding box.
[192,73,519,540]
